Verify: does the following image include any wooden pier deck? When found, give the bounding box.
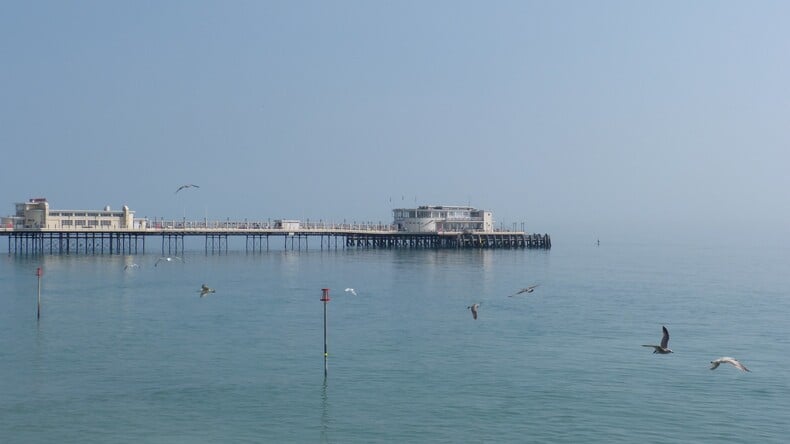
[1,223,551,255]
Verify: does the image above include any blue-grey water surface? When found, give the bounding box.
[1,241,789,443]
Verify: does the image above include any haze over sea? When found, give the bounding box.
[1,240,788,443]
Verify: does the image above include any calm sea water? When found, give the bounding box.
[1,241,789,443]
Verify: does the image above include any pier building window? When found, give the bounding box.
[62,220,73,226]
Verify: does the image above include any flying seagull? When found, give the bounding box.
[467,303,480,320]
[199,284,216,297]
[642,325,673,354]
[509,285,539,297]
[123,263,140,270]
[710,357,750,372]
[175,184,200,194]
[154,256,183,267]
[344,288,358,296]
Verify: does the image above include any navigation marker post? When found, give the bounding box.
[321,288,331,377]
[36,267,42,320]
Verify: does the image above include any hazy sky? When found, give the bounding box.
[2,1,788,245]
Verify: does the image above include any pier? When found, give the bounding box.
[2,200,550,255]
[1,221,550,255]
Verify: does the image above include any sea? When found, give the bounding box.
[1,239,789,443]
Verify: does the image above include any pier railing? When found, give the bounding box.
[1,223,535,234]
[0,220,400,233]
[148,220,399,232]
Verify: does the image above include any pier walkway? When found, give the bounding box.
[1,220,551,255]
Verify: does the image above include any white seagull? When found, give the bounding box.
[123,263,140,270]
[344,288,358,296]
[710,357,750,372]
[642,325,673,354]
[175,184,200,194]
[199,284,216,297]
[467,303,480,320]
[154,256,183,267]
[509,285,539,297]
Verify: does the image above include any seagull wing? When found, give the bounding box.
[710,361,721,370]
[722,357,750,372]
[175,184,198,193]
[732,361,750,372]
[660,326,670,349]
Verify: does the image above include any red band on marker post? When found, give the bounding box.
[36,267,42,277]
[321,288,330,302]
